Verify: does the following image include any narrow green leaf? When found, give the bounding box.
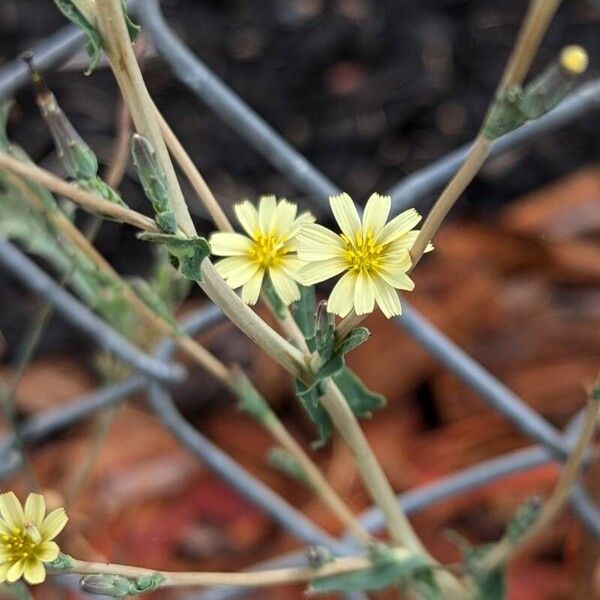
[52,0,102,75]
[262,277,287,320]
[137,233,211,281]
[309,552,428,594]
[294,379,332,449]
[332,367,386,418]
[267,447,312,488]
[290,285,317,344]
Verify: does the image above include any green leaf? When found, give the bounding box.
[332,367,386,418]
[52,0,102,75]
[128,276,182,334]
[121,0,141,42]
[290,285,316,346]
[267,447,312,488]
[503,497,541,546]
[262,277,287,320]
[79,176,127,209]
[137,232,211,281]
[233,370,274,425]
[309,550,428,594]
[294,378,331,449]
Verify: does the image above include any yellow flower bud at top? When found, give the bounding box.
[560,45,588,75]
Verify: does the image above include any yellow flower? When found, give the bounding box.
[297,192,426,318]
[0,492,68,585]
[210,196,314,305]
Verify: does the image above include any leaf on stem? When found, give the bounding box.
[137,233,211,281]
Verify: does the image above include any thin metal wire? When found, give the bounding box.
[0,242,186,383]
[0,4,597,597]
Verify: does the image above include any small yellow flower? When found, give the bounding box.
[210,196,314,305]
[0,492,68,585]
[297,192,427,318]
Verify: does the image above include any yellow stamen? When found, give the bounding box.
[342,231,386,274]
[247,232,286,269]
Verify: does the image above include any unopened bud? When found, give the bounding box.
[520,45,589,120]
[130,134,177,233]
[23,52,98,180]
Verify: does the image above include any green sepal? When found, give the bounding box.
[79,176,127,209]
[267,447,312,488]
[503,497,541,546]
[233,370,274,425]
[128,276,183,334]
[45,553,74,570]
[130,134,177,234]
[52,0,102,75]
[79,572,165,597]
[262,277,287,319]
[449,532,505,600]
[309,548,428,594]
[137,232,210,281]
[482,86,526,141]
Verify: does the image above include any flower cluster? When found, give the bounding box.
[210,193,427,318]
[0,492,68,584]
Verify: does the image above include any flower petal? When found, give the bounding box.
[0,562,10,583]
[0,492,24,531]
[380,248,412,275]
[379,265,415,291]
[23,558,45,585]
[258,195,277,233]
[330,193,361,239]
[298,259,346,286]
[272,200,297,237]
[35,541,59,563]
[373,277,402,318]
[210,232,253,256]
[387,231,419,253]
[269,269,301,305]
[241,269,264,305]
[40,508,68,541]
[354,271,375,315]
[6,559,25,583]
[378,208,421,245]
[0,518,12,537]
[327,271,357,318]
[214,256,258,289]
[279,256,305,278]
[296,224,344,261]
[234,201,259,238]
[362,193,390,237]
[24,494,45,528]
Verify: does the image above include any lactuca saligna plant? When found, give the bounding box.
[0,0,593,596]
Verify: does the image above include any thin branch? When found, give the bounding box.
[336,0,562,339]
[0,152,158,231]
[52,553,390,588]
[484,379,600,571]
[93,0,196,236]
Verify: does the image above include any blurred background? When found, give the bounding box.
[0,0,599,598]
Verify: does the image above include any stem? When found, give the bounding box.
[336,0,562,338]
[0,152,158,231]
[266,415,372,544]
[103,99,132,188]
[53,553,395,588]
[155,105,233,232]
[484,381,600,570]
[94,0,196,236]
[321,382,421,551]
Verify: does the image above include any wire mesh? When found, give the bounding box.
[0,2,599,598]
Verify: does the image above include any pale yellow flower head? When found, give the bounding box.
[210,196,315,305]
[0,492,68,585]
[297,192,427,318]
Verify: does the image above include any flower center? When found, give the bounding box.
[1,524,40,562]
[248,232,286,269]
[342,231,385,274]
